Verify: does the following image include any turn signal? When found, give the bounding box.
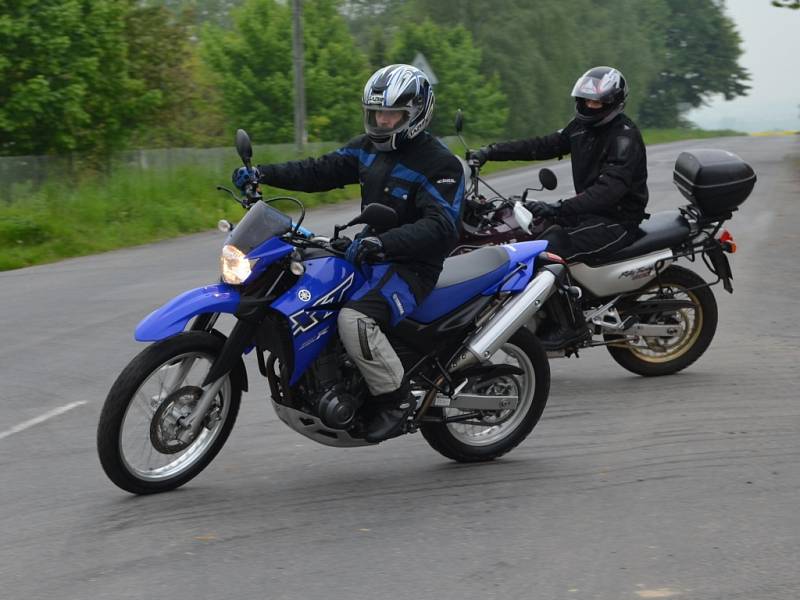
[719,229,737,253]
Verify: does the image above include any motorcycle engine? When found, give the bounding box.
[297,339,364,430]
[317,388,359,430]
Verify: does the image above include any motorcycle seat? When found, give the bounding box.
[435,246,510,288]
[411,246,510,323]
[587,210,691,264]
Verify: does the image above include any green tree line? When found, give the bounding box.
[1,0,751,161]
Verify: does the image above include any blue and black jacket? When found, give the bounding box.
[257,132,464,289]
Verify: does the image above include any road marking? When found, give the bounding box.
[636,589,680,598]
[0,401,88,441]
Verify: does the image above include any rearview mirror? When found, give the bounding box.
[347,203,398,233]
[539,168,557,191]
[235,129,253,167]
[455,109,464,133]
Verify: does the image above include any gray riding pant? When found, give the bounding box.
[337,306,404,397]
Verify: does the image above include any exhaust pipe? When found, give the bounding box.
[450,268,558,371]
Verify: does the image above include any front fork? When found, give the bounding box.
[191,312,220,333]
[149,313,221,406]
[168,311,244,444]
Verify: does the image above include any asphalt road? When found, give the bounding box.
[1,135,798,600]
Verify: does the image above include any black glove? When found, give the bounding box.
[526,200,561,219]
[467,147,490,167]
[232,166,261,192]
[345,236,384,264]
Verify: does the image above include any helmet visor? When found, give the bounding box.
[364,107,411,137]
[571,73,621,103]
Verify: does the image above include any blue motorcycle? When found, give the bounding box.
[97,131,565,494]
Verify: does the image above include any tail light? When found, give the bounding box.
[538,251,566,264]
[718,229,737,253]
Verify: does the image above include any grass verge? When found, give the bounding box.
[0,127,743,271]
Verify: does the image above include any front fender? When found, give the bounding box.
[135,284,241,341]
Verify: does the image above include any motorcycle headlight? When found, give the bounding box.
[220,244,256,284]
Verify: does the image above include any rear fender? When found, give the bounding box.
[135,284,240,342]
[485,240,549,294]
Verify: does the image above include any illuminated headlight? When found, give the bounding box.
[220,244,256,284]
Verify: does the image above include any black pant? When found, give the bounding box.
[541,216,635,262]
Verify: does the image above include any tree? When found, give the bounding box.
[637,0,750,128]
[0,0,160,157]
[202,0,369,144]
[401,0,670,136]
[146,0,246,27]
[302,0,371,141]
[125,4,227,147]
[387,20,508,137]
[771,0,800,8]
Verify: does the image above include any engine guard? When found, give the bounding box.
[135,284,241,341]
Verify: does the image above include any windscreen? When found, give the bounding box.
[226,201,292,254]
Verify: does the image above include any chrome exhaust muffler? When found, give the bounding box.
[450,269,558,371]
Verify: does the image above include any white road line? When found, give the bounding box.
[0,401,88,441]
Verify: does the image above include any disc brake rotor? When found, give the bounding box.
[149,385,204,454]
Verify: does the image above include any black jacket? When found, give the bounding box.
[486,114,648,225]
[257,132,464,287]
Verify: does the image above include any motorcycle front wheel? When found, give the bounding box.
[605,265,718,377]
[420,329,550,462]
[97,332,242,494]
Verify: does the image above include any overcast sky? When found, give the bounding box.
[686,0,800,132]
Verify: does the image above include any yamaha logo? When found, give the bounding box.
[298,289,312,302]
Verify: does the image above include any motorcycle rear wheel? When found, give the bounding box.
[605,265,718,377]
[97,332,242,494]
[420,329,550,462]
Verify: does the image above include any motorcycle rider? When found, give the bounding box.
[468,66,648,349]
[233,64,464,442]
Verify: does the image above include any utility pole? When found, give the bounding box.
[291,0,307,153]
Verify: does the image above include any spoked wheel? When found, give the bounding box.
[420,329,550,462]
[606,265,718,376]
[97,332,242,494]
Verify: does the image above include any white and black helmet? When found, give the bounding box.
[362,64,435,151]
[571,66,629,127]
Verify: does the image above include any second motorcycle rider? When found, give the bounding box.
[233,64,464,443]
[469,66,649,349]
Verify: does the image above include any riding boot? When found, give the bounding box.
[538,290,590,351]
[364,382,415,443]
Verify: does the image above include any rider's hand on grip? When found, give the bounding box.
[345,236,384,265]
[232,166,261,192]
[467,147,489,168]
[526,200,561,219]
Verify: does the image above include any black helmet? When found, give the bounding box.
[362,64,435,151]
[571,66,628,127]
